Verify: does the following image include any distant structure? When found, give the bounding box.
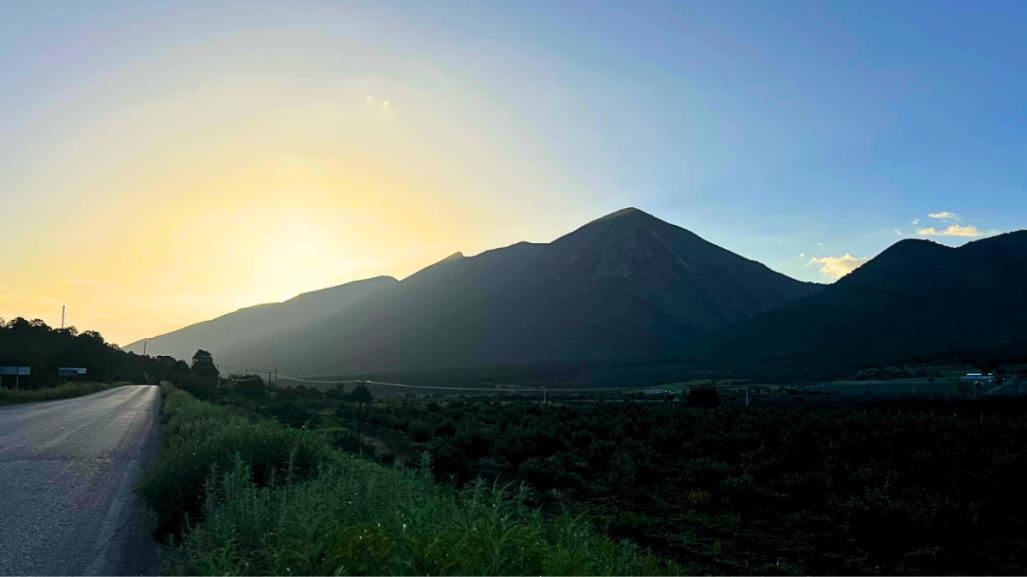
[961,372,994,385]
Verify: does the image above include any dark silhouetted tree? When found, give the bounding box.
[190,349,219,378]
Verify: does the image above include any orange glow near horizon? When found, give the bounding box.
[2,75,599,345]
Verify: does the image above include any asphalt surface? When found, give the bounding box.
[0,385,160,576]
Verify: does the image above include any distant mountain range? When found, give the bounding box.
[124,208,1027,381]
[125,208,818,373]
[702,229,1027,377]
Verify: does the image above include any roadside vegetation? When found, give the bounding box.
[139,381,674,575]
[142,350,1027,574]
[229,377,1027,575]
[0,381,122,405]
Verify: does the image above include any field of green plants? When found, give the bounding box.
[138,385,675,575]
[155,352,1027,575]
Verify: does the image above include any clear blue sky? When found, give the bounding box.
[1,0,1025,341]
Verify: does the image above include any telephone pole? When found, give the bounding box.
[60,305,65,330]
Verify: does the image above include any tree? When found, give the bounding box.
[325,383,347,400]
[190,349,219,378]
[231,374,266,399]
[349,384,372,406]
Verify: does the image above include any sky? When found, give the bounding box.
[1,0,1025,345]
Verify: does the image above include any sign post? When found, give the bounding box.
[0,367,31,389]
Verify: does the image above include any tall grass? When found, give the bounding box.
[0,381,121,405]
[141,385,677,575]
[137,386,332,537]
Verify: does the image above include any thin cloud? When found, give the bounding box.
[916,224,982,238]
[928,211,960,221]
[808,254,869,281]
[364,95,393,112]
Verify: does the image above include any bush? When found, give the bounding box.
[268,400,313,428]
[409,419,433,442]
[229,375,266,399]
[173,373,217,400]
[136,386,332,537]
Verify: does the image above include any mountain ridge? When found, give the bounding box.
[701,230,1027,377]
[129,208,820,375]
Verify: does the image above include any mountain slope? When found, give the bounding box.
[123,276,398,363]
[706,231,1027,376]
[217,208,820,375]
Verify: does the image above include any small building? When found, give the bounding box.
[961,372,994,385]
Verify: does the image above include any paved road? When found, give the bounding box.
[0,385,160,575]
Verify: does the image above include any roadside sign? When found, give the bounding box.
[0,366,30,389]
[58,367,88,377]
[0,367,30,375]
[58,365,87,375]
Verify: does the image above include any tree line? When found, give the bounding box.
[0,317,187,387]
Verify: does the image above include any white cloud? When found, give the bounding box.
[912,218,920,225]
[893,228,903,236]
[807,254,869,281]
[916,224,982,238]
[364,96,393,112]
[928,211,960,221]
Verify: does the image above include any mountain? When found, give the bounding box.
[706,230,1027,377]
[209,207,821,375]
[123,276,398,363]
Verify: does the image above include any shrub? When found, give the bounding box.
[136,387,332,537]
[229,375,266,399]
[173,373,217,400]
[409,419,433,442]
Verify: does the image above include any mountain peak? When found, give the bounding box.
[591,206,657,224]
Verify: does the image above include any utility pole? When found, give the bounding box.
[60,305,65,330]
[143,340,147,356]
[273,368,278,388]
